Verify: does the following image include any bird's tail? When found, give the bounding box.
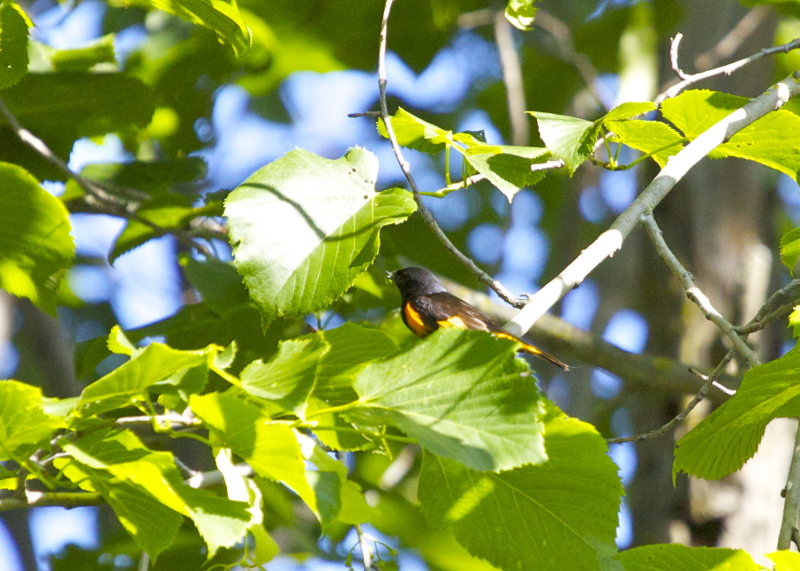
[492,331,569,371]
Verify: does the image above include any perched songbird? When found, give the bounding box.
[389,267,569,370]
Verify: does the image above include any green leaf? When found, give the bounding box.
[0,380,61,461]
[661,90,745,139]
[0,2,30,89]
[769,550,800,571]
[240,336,327,412]
[181,257,250,317]
[57,456,181,560]
[601,101,656,122]
[505,0,539,31]
[605,119,685,167]
[781,227,800,275]
[419,409,622,571]
[49,34,117,72]
[0,73,155,180]
[225,147,416,324]
[377,108,451,153]
[352,328,547,472]
[528,111,600,174]
[674,345,800,480]
[60,429,252,558]
[617,544,760,571]
[64,158,207,199]
[718,110,800,181]
[463,145,550,201]
[107,0,252,56]
[313,323,397,406]
[76,340,218,417]
[190,393,318,512]
[0,162,74,314]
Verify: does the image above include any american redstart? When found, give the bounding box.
[388,267,569,371]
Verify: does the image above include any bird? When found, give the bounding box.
[388,267,569,371]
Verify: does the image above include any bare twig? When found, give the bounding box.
[778,421,800,549]
[606,354,735,444]
[376,0,524,306]
[493,4,528,145]
[506,72,800,338]
[737,279,800,335]
[657,36,800,103]
[641,211,761,368]
[356,524,376,571]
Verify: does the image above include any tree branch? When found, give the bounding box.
[779,421,800,549]
[493,3,529,145]
[658,34,800,103]
[506,71,800,338]
[641,211,761,368]
[376,0,524,306]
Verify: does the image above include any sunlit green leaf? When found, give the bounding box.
[528,111,600,174]
[0,381,62,461]
[352,328,547,471]
[419,409,622,571]
[0,162,74,314]
[226,147,416,324]
[674,345,800,480]
[107,0,252,56]
[617,544,760,571]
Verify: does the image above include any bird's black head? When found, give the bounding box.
[388,267,448,298]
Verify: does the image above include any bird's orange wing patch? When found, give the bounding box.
[436,315,469,329]
[403,302,435,336]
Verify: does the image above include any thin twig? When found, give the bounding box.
[493,4,528,145]
[376,0,524,306]
[778,421,800,549]
[356,524,376,571]
[737,279,800,335]
[506,72,800,337]
[606,354,734,444]
[641,211,761,368]
[657,36,800,103]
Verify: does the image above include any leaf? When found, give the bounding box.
[505,0,539,31]
[718,110,800,181]
[781,227,800,275]
[601,101,656,122]
[528,111,600,174]
[49,34,117,72]
[605,119,685,167]
[107,0,252,56]
[418,409,622,571]
[190,393,320,515]
[661,90,745,139]
[377,108,451,153]
[352,328,547,471]
[225,147,416,324]
[617,544,760,571]
[181,257,250,317]
[60,429,252,558]
[0,381,62,461]
[240,335,327,412]
[674,345,800,480]
[57,457,182,559]
[0,2,30,89]
[313,323,397,406]
[463,145,551,201]
[76,340,218,417]
[0,73,155,180]
[0,162,74,314]
[769,550,800,571]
